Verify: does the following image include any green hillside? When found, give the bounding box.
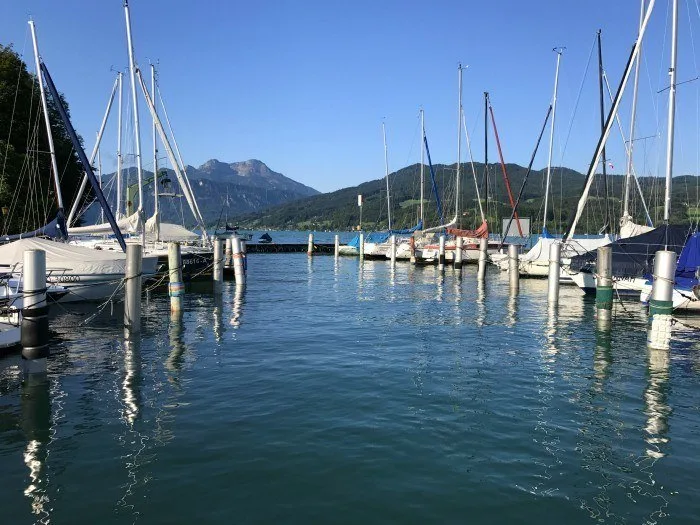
[232,162,695,234]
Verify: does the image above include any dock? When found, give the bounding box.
[245,243,336,254]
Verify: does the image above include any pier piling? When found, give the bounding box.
[454,236,463,270]
[124,243,143,338]
[477,238,488,281]
[359,233,365,259]
[548,242,561,305]
[647,250,677,349]
[213,238,224,291]
[409,235,416,264]
[21,249,48,373]
[438,235,446,271]
[508,244,519,294]
[334,235,339,259]
[168,242,184,313]
[225,237,233,268]
[307,233,314,256]
[390,235,397,267]
[231,237,246,286]
[595,246,613,322]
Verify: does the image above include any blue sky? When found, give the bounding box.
[2,0,700,193]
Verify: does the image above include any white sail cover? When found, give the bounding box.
[67,211,142,236]
[146,221,199,242]
[619,220,654,239]
[522,236,613,262]
[0,238,127,275]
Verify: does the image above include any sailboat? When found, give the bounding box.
[413,65,496,264]
[0,20,158,304]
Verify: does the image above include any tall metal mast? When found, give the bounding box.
[623,0,646,222]
[383,121,391,231]
[420,109,424,226]
[456,64,462,224]
[543,48,563,236]
[664,0,678,224]
[151,63,160,241]
[483,92,489,221]
[116,72,124,217]
[598,30,610,234]
[28,20,63,211]
[124,0,144,213]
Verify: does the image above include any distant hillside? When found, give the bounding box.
[230,162,697,233]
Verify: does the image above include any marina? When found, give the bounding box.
[2,0,700,522]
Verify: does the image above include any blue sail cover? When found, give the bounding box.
[0,211,67,242]
[542,225,552,238]
[346,221,423,248]
[675,232,700,289]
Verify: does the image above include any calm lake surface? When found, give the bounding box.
[1,247,699,524]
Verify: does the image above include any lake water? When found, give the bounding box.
[1,250,699,524]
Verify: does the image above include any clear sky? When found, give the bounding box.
[2,0,699,193]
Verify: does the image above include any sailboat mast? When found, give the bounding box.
[151,63,159,219]
[664,0,678,224]
[483,92,489,221]
[98,133,104,224]
[598,30,610,233]
[124,0,144,212]
[624,0,646,221]
[117,71,124,218]
[456,64,462,224]
[383,121,392,231]
[420,109,425,225]
[543,48,563,236]
[28,20,63,211]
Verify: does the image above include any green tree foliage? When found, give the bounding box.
[233,160,699,233]
[0,44,84,235]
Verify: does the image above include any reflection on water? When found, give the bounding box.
[230,285,245,330]
[644,348,671,459]
[213,296,223,343]
[21,374,51,522]
[544,305,558,355]
[593,323,612,390]
[506,293,517,327]
[476,281,485,327]
[167,312,186,374]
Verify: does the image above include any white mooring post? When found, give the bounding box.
[307,233,314,256]
[359,232,365,259]
[508,244,519,294]
[168,241,183,313]
[409,235,416,264]
[454,236,463,270]
[595,246,613,322]
[334,234,340,259]
[213,238,224,291]
[231,237,246,286]
[438,234,446,270]
[477,238,488,281]
[648,250,677,350]
[21,249,48,374]
[548,242,561,305]
[390,234,397,267]
[124,243,143,338]
[225,237,233,268]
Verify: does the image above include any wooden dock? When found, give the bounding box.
[245,243,336,254]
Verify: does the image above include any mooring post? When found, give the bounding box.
[508,243,519,294]
[213,237,224,291]
[21,249,48,375]
[232,237,246,286]
[454,236,463,270]
[225,237,233,268]
[240,239,247,275]
[477,238,488,281]
[647,250,677,350]
[168,241,183,313]
[595,246,613,322]
[359,232,365,259]
[548,242,561,305]
[307,233,314,256]
[124,243,143,338]
[438,235,446,270]
[409,235,416,264]
[334,234,340,259]
[390,234,397,267]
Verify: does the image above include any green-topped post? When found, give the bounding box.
[595,246,613,322]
